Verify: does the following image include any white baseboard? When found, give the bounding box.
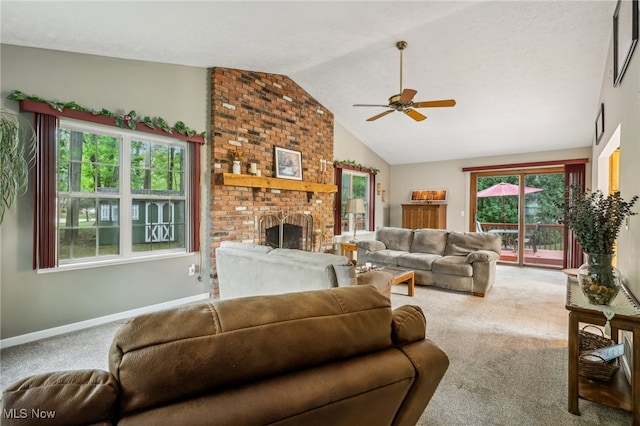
[0,293,210,349]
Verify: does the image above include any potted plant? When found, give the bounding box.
[558,186,638,304]
[0,109,36,224]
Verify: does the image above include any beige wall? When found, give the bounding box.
[390,147,591,231]
[592,29,640,299]
[334,123,391,231]
[0,45,210,340]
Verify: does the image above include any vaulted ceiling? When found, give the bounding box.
[1,1,616,164]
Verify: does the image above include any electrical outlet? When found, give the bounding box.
[188,264,196,276]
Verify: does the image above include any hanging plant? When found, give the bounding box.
[0,109,36,223]
[7,90,205,138]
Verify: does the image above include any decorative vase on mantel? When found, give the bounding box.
[577,253,622,305]
[232,160,241,175]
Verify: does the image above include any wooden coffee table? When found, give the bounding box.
[383,267,415,297]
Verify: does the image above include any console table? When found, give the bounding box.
[564,270,640,425]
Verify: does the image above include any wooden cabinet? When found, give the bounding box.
[402,204,447,229]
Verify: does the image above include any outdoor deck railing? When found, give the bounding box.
[479,222,564,251]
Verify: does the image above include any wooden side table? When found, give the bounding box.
[565,272,640,425]
[340,243,357,262]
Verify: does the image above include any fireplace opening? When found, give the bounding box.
[266,223,303,249]
[259,212,313,251]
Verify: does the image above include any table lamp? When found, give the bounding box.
[345,198,366,243]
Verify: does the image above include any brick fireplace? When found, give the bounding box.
[210,67,335,296]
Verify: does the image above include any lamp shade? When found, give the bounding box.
[345,198,366,214]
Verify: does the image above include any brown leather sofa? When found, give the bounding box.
[1,285,449,426]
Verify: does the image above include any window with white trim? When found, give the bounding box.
[340,170,370,234]
[56,120,188,264]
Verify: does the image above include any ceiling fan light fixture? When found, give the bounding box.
[353,40,456,122]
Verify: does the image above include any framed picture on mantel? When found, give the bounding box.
[274,146,303,180]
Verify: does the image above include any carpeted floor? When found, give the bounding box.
[1,265,633,425]
[394,265,632,426]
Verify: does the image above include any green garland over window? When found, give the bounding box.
[7,90,205,138]
[333,159,379,174]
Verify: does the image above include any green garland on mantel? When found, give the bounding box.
[7,90,205,138]
[333,159,379,174]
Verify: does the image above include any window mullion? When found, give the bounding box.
[120,135,133,257]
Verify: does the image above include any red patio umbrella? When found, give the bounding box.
[477,182,543,226]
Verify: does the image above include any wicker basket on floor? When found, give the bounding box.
[578,325,619,381]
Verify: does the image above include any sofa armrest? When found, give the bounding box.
[391,305,426,345]
[356,240,386,252]
[357,270,393,298]
[393,339,450,426]
[465,250,499,263]
[1,370,118,426]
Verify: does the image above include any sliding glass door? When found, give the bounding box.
[473,168,564,268]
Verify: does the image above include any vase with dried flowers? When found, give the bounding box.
[229,149,243,174]
[558,186,638,305]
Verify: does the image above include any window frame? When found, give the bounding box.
[55,119,190,266]
[333,164,376,236]
[22,100,203,271]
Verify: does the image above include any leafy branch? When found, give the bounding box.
[7,90,205,138]
[556,185,638,254]
[0,109,36,223]
[333,159,379,174]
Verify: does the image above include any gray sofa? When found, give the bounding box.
[215,241,393,299]
[357,227,502,297]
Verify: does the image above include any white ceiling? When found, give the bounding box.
[1,1,616,165]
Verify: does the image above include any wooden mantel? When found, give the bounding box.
[217,173,337,193]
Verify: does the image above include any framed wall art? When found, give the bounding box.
[595,103,605,145]
[410,189,448,203]
[274,146,303,180]
[613,0,639,87]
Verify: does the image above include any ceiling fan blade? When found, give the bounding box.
[399,89,417,103]
[366,110,395,121]
[404,109,427,121]
[413,99,457,108]
[353,104,392,107]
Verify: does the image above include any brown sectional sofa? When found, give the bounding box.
[357,227,502,297]
[1,286,449,426]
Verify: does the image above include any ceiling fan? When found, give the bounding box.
[353,41,456,122]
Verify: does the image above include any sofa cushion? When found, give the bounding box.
[375,227,414,252]
[410,229,448,255]
[397,252,442,271]
[367,249,406,266]
[270,248,351,265]
[269,249,355,286]
[432,256,474,277]
[220,240,273,254]
[444,231,502,256]
[109,286,393,415]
